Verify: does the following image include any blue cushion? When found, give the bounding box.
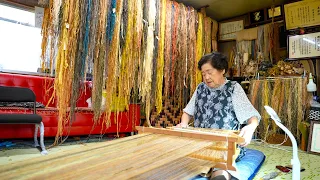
[190,149,265,180]
[237,149,265,180]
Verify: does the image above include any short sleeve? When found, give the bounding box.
[232,83,261,124]
[183,89,197,116]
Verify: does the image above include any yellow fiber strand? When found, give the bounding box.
[118,0,134,111]
[204,17,212,54]
[196,12,204,85]
[155,0,166,114]
[296,78,303,137]
[131,0,143,95]
[286,79,293,133]
[278,79,285,119]
[53,0,81,145]
[262,81,270,140]
[117,0,135,134]
[105,0,123,129]
[40,7,50,71]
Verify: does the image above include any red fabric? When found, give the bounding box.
[0,73,140,139]
[0,72,91,107]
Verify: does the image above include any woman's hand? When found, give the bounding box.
[238,117,259,147]
[176,112,192,128]
[175,122,188,128]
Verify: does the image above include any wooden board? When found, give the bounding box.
[0,133,215,180]
[136,126,245,143]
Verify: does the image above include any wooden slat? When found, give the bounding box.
[136,126,245,143]
[0,134,215,179]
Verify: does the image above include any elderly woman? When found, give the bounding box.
[177,52,261,180]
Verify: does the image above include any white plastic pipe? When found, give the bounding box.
[264,106,300,180]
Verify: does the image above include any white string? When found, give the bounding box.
[251,133,305,153]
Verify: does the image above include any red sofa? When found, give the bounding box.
[0,72,140,139]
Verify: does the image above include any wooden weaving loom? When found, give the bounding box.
[0,126,244,180]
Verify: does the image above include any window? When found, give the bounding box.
[0,4,42,73]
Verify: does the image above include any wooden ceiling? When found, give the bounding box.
[175,0,291,21]
[2,0,292,20]
[1,0,39,9]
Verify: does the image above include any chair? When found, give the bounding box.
[0,86,47,155]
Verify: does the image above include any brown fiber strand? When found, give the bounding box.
[250,80,260,108]
[196,12,204,86]
[188,8,197,98]
[212,20,218,51]
[171,1,179,95]
[173,3,183,110]
[180,3,187,110]
[164,0,172,98]
[204,17,212,54]
[270,79,281,133]
[92,0,107,124]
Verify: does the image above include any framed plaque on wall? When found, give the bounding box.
[284,0,320,30]
[287,32,320,60]
[219,20,244,41]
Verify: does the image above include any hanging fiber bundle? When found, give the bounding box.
[173,2,183,110]
[164,0,172,98]
[104,0,123,129]
[40,7,50,71]
[261,80,270,140]
[211,20,218,51]
[188,7,197,98]
[150,0,160,111]
[204,17,212,54]
[52,0,81,145]
[179,3,188,109]
[114,0,136,134]
[92,0,108,124]
[141,0,156,127]
[270,79,281,133]
[155,0,166,114]
[131,0,143,98]
[69,0,91,130]
[171,1,179,95]
[196,12,204,86]
[85,0,99,76]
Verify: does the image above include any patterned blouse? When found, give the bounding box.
[183,80,261,127]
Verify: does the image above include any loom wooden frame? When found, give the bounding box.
[136,126,245,171]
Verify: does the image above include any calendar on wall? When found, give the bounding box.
[288,32,320,59]
[219,20,244,41]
